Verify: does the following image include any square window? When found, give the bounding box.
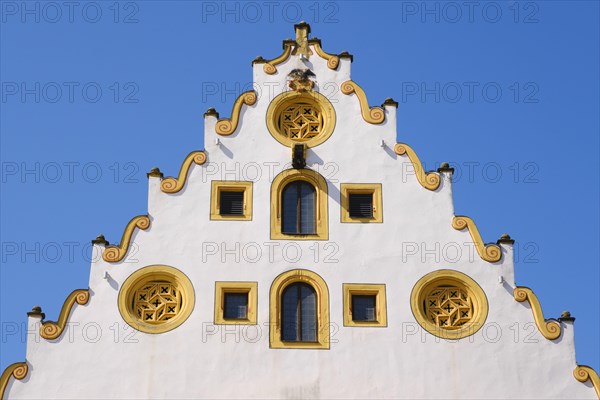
[348,193,373,218]
[223,292,248,319]
[343,284,387,327]
[351,295,376,322]
[341,183,382,223]
[220,191,244,216]
[211,181,253,221]
[214,282,257,325]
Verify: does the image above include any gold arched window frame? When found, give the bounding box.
[117,265,195,334]
[269,269,330,349]
[270,169,329,240]
[410,269,488,340]
[266,90,336,147]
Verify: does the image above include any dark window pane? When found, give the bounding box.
[299,183,316,234]
[352,295,376,321]
[281,283,317,342]
[223,293,248,319]
[349,193,373,218]
[220,191,244,215]
[282,181,316,234]
[300,284,317,341]
[282,183,299,234]
[282,284,299,341]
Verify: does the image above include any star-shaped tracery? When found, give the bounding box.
[133,281,181,324]
[424,286,473,330]
[278,103,323,141]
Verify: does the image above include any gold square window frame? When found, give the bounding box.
[210,181,253,221]
[340,183,383,223]
[343,283,387,327]
[214,281,258,325]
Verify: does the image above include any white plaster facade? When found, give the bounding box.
[4,24,597,399]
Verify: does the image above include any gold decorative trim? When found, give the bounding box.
[0,362,28,399]
[40,289,90,340]
[340,183,383,223]
[410,270,488,340]
[214,281,258,325]
[263,42,294,75]
[288,68,315,92]
[514,287,561,340]
[118,265,195,334]
[293,23,312,59]
[210,180,253,221]
[261,23,340,74]
[266,90,336,148]
[215,91,257,135]
[574,365,600,399]
[160,151,207,193]
[269,269,330,349]
[343,283,387,327]
[102,215,150,263]
[311,40,340,70]
[340,80,385,124]
[452,216,502,263]
[262,24,339,74]
[393,143,441,191]
[270,169,329,240]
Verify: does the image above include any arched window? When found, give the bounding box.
[282,181,316,235]
[270,169,328,240]
[281,282,317,342]
[269,269,330,349]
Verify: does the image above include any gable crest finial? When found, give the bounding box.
[293,21,313,59]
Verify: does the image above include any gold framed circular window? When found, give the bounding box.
[118,265,195,334]
[266,90,336,147]
[410,270,488,340]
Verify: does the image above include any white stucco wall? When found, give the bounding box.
[5,40,597,399]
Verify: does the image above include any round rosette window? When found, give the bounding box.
[118,265,195,334]
[266,90,336,147]
[410,270,488,339]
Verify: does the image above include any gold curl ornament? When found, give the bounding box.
[340,80,385,125]
[574,366,600,399]
[40,289,90,340]
[514,287,561,341]
[327,57,339,69]
[215,91,257,135]
[0,362,29,399]
[312,41,339,70]
[393,143,441,191]
[102,215,150,263]
[160,151,207,194]
[452,216,502,263]
[263,63,277,75]
[263,42,293,75]
[10,364,28,380]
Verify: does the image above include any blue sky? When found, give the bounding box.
[1,0,598,374]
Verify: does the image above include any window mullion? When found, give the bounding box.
[297,286,302,341]
[296,185,302,234]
